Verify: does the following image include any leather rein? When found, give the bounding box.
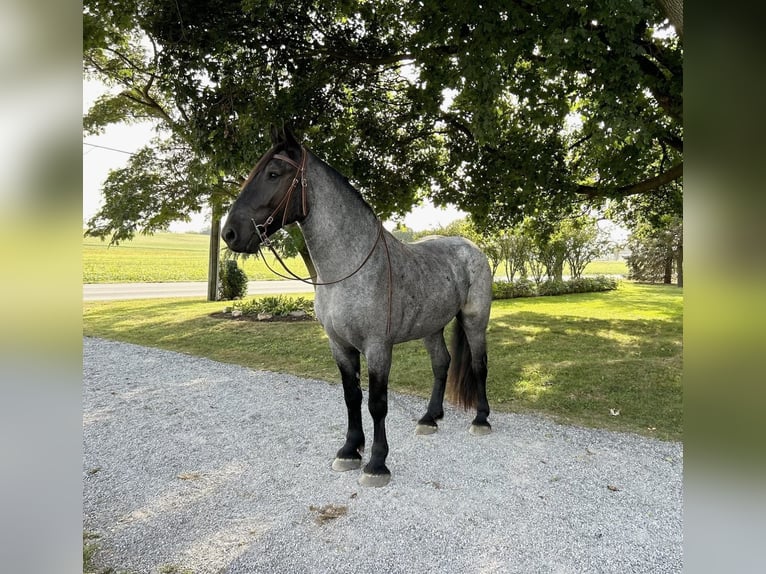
[249,145,393,334]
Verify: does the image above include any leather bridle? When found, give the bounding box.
[250,146,309,248]
[248,145,393,334]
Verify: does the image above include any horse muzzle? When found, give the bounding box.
[221,219,261,253]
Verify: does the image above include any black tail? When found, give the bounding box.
[446,313,478,409]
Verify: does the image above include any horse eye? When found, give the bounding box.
[267,171,279,179]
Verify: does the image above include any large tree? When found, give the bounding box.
[84,0,681,243]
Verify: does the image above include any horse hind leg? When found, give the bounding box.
[447,311,492,436]
[415,329,450,435]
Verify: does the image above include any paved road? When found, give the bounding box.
[83,280,312,301]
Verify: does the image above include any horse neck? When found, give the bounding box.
[298,153,381,280]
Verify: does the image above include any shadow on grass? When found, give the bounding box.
[486,309,681,440]
[83,285,682,441]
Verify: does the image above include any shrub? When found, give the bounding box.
[492,281,514,299]
[218,260,248,300]
[234,295,314,318]
[512,278,536,298]
[491,275,618,300]
[538,279,570,297]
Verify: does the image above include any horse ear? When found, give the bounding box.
[284,124,300,148]
[269,123,282,145]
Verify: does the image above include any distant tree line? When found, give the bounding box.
[395,214,613,284]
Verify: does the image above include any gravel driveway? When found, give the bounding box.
[83,337,682,573]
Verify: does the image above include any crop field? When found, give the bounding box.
[83,232,309,282]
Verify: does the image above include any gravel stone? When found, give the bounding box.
[83,337,683,573]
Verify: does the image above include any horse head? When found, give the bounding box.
[221,125,307,253]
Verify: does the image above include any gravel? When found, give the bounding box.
[83,337,683,574]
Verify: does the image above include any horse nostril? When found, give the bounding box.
[222,226,237,245]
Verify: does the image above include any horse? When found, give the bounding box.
[222,126,493,487]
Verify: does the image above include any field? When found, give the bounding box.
[83,282,682,440]
[83,232,626,283]
[83,232,310,282]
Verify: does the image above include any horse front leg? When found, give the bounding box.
[416,329,450,435]
[359,344,392,487]
[330,342,365,472]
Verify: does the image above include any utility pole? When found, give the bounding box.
[207,204,222,301]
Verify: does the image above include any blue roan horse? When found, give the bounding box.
[222,127,492,487]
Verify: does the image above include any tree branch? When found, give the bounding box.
[577,162,683,198]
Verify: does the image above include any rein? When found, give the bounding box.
[250,145,393,334]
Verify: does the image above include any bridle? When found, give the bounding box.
[250,146,309,248]
[248,145,393,334]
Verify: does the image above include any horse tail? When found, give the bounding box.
[446,312,478,409]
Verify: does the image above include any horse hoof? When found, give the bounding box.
[332,458,362,472]
[469,423,492,436]
[415,423,438,435]
[358,472,391,488]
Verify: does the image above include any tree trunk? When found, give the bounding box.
[207,208,222,301]
[663,255,673,284]
[298,242,317,283]
[655,0,683,38]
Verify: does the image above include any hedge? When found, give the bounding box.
[492,275,618,300]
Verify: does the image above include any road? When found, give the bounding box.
[83,280,312,301]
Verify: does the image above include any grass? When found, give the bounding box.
[83,232,309,283]
[579,259,627,276]
[83,232,626,283]
[83,282,682,440]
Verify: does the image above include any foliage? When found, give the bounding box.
[83,282,682,439]
[559,218,611,278]
[625,216,682,285]
[492,276,617,299]
[217,259,248,299]
[83,0,682,243]
[233,295,314,318]
[496,229,531,282]
[420,214,614,285]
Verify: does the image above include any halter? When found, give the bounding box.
[249,145,393,334]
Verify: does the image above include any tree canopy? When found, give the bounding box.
[84,0,682,242]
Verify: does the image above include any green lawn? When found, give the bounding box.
[83,232,626,283]
[83,232,309,282]
[83,281,681,440]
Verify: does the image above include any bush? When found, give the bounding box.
[492,281,514,299]
[512,278,537,298]
[234,295,314,318]
[538,279,570,297]
[218,260,248,300]
[570,275,618,293]
[491,275,618,300]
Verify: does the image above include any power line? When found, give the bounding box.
[83,142,137,155]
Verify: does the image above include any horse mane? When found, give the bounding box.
[318,155,377,218]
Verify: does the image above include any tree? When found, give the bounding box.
[84,1,682,277]
[497,230,532,282]
[559,218,611,279]
[625,216,682,286]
